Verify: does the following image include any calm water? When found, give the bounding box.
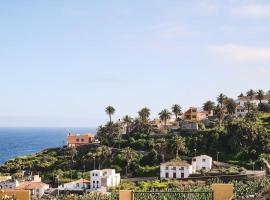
[0,127,96,165]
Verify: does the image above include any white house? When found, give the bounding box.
[58,179,90,191]
[160,161,192,179]
[16,181,49,198]
[15,175,49,198]
[192,155,212,172]
[90,169,120,192]
[0,179,20,189]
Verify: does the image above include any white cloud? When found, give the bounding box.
[208,44,270,62]
[231,4,270,18]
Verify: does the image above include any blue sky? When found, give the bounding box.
[0,0,270,127]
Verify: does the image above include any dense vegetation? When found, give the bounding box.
[0,90,270,197]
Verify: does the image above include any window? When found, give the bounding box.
[181,167,184,170]
[173,167,176,170]
[165,173,169,178]
[96,173,98,176]
[192,158,196,161]
[202,159,206,162]
[165,167,168,170]
[173,173,176,178]
[76,183,79,187]
[76,138,79,142]
[81,138,84,142]
[93,181,95,183]
[92,173,95,176]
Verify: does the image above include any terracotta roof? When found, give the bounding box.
[16,181,49,190]
[238,95,270,101]
[161,161,191,167]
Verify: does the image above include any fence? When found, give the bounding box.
[133,191,213,200]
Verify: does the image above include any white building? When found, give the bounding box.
[160,161,192,179]
[90,169,120,192]
[192,155,212,172]
[15,175,49,198]
[0,179,20,189]
[236,95,270,107]
[58,179,90,191]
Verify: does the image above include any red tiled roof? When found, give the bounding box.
[16,181,49,190]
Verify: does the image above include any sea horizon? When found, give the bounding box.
[0,127,97,165]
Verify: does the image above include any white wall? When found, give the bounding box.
[192,155,212,172]
[160,165,192,179]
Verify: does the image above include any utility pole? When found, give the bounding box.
[216,152,220,162]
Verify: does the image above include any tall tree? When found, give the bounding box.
[256,90,265,104]
[217,93,227,108]
[105,106,115,123]
[159,109,172,127]
[172,135,186,158]
[138,107,151,122]
[154,138,167,162]
[171,104,182,120]
[225,98,237,115]
[121,147,137,177]
[214,105,224,127]
[203,101,215,112]
[244,102,256,113]
[96,146,112,169]
[246,89,255,100]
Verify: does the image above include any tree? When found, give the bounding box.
[172,135,186,158]
[159,109,172,127]
[247,89,255,100]
[105,106,115,123]
[122,115,133,134]
[257,90,265,104]
[238,93,244,97]
[171,104,182,120]
[217,93,227,108]
[244,102,257,113]
[121,147,137,177]
[154,138,167,162]
[225,98,237,115]
[214,105,224,127]
[138,107,151,122]
[96,122,122,146]
[96,146,112,169]
[203,101,215,112]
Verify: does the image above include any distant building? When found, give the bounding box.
[192,155,212,172]
[236,95,270,107]
[90,169,120,192]
[183,107,207,121]
[58,179,90,192]
[160,161,192,179]
[67,133,95,147]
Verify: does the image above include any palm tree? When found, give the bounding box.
[159,109,172,127]
[256,90,265,104]
[121,147,136,177]
[171,104,182,120]
[244,102,256,113]
[203,101,215,113]
[96,146,112,169]
[154,138,167,162]
[138,107,151,122]
[225,98,237,115]
[122,115,133,134]
[214,105,224,127]
[246,89,255,100]
[217,93,227,108]
[105,106,115,123]
[172,135,185,158]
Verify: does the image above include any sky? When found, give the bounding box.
[0,0,270,127]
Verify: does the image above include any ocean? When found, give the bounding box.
[0,127,96,165]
